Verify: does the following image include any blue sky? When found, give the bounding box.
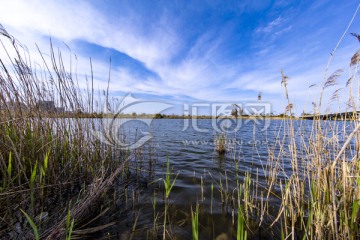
[0,0,359,115]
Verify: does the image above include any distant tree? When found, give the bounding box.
[132,112,137,117]
[154,113,163,119]
[258,92,262,101]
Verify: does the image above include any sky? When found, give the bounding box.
[0,0,359,115]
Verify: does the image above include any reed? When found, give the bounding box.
[0,25,133,238]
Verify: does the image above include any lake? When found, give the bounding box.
[90,118,355,239]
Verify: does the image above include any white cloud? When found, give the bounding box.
[256,16,283,33]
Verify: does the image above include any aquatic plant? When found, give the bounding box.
[215,132,228,154]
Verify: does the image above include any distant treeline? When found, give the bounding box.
[91,113,296,119]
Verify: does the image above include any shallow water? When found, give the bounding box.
[90,118,355,239]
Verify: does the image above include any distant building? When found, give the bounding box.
[37,101,56,112]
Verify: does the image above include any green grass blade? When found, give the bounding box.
[7,151,12,177]
[191,203,199,240]
[20,209,39,240]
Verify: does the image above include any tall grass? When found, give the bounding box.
[191,27,360,240]
[0,25,130,238]
[269,30,360,240]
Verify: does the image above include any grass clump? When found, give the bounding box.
[215,132,228,154]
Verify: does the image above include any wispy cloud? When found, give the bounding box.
[256,16,284,33]
[0,0,359,115]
